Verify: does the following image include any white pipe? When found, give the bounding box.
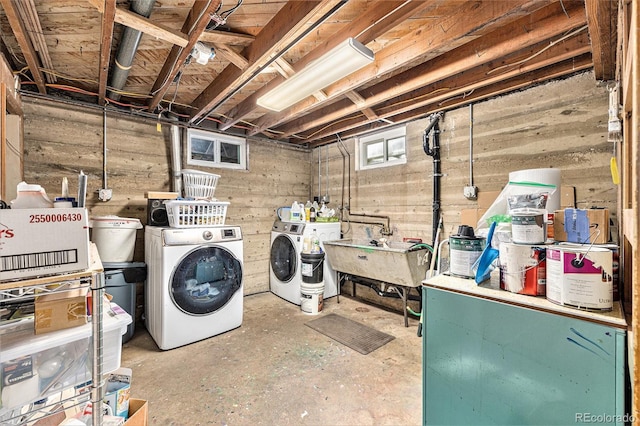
[170,125,182,195]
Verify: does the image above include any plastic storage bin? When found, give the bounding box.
[103,262,147,343]
[0,304,131,417]
[90,216,143,262]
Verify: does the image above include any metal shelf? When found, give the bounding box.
[0,244,104,425]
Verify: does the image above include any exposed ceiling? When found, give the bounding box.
[0,0,618,147]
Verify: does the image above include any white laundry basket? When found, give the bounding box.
[90,216,143,262]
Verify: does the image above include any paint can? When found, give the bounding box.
[499,242,547,296]
[449,225,485,278]
[511,211,546,244]
[546,244,613,311]
[301,281,324,315]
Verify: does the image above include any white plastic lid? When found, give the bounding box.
[90,216,143,229]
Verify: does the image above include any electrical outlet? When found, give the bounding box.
[463,185,478,200]
[98,188,113,202]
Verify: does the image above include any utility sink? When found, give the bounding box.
[322,239,430,287]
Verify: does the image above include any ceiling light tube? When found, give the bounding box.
[256,38,374,112]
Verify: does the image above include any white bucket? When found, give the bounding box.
[90,216,142,262]
[301,281,324,315]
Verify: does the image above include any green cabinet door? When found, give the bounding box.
[422,287,626,425]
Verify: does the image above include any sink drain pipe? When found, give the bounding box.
[423,112,444,246]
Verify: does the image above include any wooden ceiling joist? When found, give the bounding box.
[249,0,562,137]
[188,0,345,124]
[98,0,117,105]
[147,0,224,111]
[585,0,618,80]
[219,0,434,131]
[0,0,46,94]
[270,1,588,140]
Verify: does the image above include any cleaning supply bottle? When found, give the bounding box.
[290,201,301,222]
[310,204,316,222]
[302,235,311,253]
[310,229,321,253]
[305,200,312,222]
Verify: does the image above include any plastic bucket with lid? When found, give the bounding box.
[300,252,324,283]
[90,216,142,262]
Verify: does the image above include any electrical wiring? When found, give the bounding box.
[486,25,588,75]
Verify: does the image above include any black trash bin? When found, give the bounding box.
[103,262,147,343]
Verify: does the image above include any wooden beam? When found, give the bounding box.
[219,0,433,131]
[271,2,587,139]
[199,30,255,46]
[0,0,46,94]
[115,8,189,48]
[212,43,249,70]
[344,91,378,121]
[305,48,593,143]
[585,0,618,80]
[250,0,560,136]
[148,0,223,111]
[189,0,344,123]
[98,0,117,105]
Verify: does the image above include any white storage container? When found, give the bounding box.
[90,216,142,262]
[0,304,131,415]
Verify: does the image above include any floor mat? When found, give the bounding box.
[305,313,395,355]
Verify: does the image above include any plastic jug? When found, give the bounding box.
[10,182,54,208]
[290,201,301,222]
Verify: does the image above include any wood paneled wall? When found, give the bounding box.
[21,98,311,296]
[313,71,616,312]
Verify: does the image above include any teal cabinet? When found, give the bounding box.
[422,276,627,425]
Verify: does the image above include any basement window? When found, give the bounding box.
[357,126,406,170]
[186,129,247,170]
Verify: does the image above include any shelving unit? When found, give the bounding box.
[0,244,104,425]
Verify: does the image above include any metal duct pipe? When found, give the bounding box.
[107,0,156,101]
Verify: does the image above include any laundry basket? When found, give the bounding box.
[181,169,220,199]
[165,200,229,227]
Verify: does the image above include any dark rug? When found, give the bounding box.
[305,313,395,355]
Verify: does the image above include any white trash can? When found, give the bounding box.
[90,216,143,262]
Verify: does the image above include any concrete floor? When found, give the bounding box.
[120,292,422,425]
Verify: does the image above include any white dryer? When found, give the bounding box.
[269,220,340,305]
[145,225,243,350]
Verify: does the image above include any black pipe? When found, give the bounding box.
[346,275,422,301]
[423,112,443,246]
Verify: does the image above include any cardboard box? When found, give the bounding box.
[477,191,501,209]
[0,208,90,282]
[104,368,132,418]
[560,185,576,208]
[34,288,88,334]
[553,208,609,244]
[460,208,487,227]
[125,399,148,426]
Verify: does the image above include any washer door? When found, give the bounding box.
[170,245,242,316]
[270,234,297,283]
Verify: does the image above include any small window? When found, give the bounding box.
[357,126,406,170]
[187,129,246,170]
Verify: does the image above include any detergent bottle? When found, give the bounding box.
[290,201,301,222]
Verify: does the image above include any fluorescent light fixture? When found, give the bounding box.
[257,38,374,112]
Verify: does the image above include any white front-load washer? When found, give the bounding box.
[145,225,243,350]
[269,220,340,305]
